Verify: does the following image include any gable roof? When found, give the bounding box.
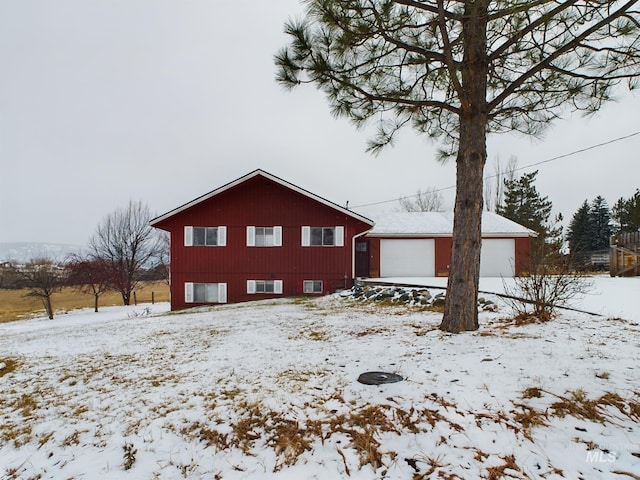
[367,212,537,237]
[150,169,374,227]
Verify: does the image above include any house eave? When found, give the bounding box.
[150,169,374,228]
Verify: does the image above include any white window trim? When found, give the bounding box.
[184,226,194,247]
[247,226,282,247]
[303,280,323,294]
[184,282,227,304]
[302,226,311,247]
[184,226,227,247]
[335,226,345,247]
[218,226,227,246]
[302,226,345,247]
[247,279,283,294]
[246,226,255,246]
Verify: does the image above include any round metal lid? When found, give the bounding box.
[357,371,404,385]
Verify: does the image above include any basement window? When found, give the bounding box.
[184,282,227,303]
[303,280,323,294]
[247,280,283,294]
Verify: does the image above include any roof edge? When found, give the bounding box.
[150,169,374,227]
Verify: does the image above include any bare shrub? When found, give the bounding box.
[502,256,592,322]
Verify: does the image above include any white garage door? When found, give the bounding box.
[380,239,435,277]
[480,239,515,277]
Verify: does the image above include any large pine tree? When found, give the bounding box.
[276,1,640,333]
[613,189,640,234]
[589,196,612,250]
[497,171,555,235]
[497,170,561,262]
[567,200,593,254]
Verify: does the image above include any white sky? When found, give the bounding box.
[1,0,639,245]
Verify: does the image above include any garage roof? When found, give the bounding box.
[368,212,537,237]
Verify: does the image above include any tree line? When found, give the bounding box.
[276,0,640,332]
[1,200,167,320]
[402,168,640,264]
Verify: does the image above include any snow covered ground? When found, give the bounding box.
[1,275,638,479]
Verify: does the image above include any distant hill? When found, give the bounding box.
[0,242,84,264]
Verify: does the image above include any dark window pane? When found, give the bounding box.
[193,227,206,246]
[194,283,206,302]
[205,228,218,246]
[322,228,334,246]
[310,228,323,246]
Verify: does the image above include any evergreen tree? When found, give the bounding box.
[497,171,561,261]
[567,200,592,254]
[497,171,556,237]
[589,196,612,250]
[276,1,640,333]
[612,189,640,234]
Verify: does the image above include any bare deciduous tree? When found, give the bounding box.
[399,187,445,212]
[65,254,112,312]
[503,256,592,323]
[276,1,640,332]
[484,155,517,212]
[90,200,163,306]
[19,257,63,320]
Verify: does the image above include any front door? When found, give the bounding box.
[355,240,370,277]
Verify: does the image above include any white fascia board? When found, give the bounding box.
[150,169,374,227]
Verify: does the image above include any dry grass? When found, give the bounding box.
[0,281,169,323]
[0,357,20,377]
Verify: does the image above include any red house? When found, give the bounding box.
[150,170,374,310]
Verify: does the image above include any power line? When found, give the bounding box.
[352,131,640,209]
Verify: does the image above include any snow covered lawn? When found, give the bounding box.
[1,276,639,479]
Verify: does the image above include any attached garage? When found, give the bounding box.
[362,212,535,278]
[480,239,515,277]
[380,239,435,277]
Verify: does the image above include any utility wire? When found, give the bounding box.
[352,131,640,209]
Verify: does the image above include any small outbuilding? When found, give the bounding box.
[359,212,535,278]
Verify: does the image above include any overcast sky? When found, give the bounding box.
[1,0,639,246]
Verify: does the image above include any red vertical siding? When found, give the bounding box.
[514,237,531,275]
[153,175,372,309]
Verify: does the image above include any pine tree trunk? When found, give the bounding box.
[440,1,488,333]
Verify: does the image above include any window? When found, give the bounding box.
[303,280,323,294]
[301,226,344,246]
[246,226,282,246]
[184,226,226,246]
[247,280,283,294]
[184,283,227,303]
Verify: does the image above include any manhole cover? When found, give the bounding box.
[357,371,403,385]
